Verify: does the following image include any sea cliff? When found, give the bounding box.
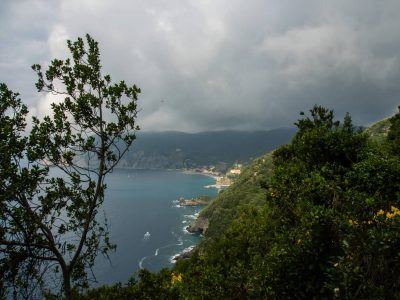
[186,216,209,234]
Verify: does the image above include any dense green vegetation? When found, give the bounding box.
[364,117,391,143]
[83,106,400,299]
[198,151,274,238]
[174,107,400,299]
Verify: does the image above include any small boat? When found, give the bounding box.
[143,231,151,240]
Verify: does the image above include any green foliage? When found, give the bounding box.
[364,117,391,143]
[79,269,181,300]
[81,106,400,299]
[170,105,400,299]
[387,106,400,154]
[54,105,400,299]
[0,83,48,299]
[199,151,273,238]
[0,35,139,299]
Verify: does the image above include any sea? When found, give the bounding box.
[91,168,217,286]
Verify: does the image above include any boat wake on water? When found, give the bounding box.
[138,197,209,270]
[139,256,150,269]
[138,236,187,269]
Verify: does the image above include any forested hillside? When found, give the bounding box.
[187,151,274,238]
[83,106,400,299]
[364,117,391,142]
[189,113,395,239]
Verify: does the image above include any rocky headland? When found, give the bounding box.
[179,195,211,206]
[186,216,209,234]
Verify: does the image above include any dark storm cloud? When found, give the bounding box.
[0,0,58,116]
[1,0,400,131]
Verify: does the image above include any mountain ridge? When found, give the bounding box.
[119,128,296,170]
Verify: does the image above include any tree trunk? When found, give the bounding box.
[63,269,72,300]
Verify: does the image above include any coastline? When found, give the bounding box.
[181,169,219,180]
[114,166,222,186]
[111,167,220,264]
[114,167,234,191]
[115,166,217,179]
[90,168,215,283]
[181,169,235,191]
[171,170,219,263]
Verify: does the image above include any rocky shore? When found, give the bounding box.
[204,176,232,189]
[172,246,196,262]
[179,195,211,206]
[186,216,209,234]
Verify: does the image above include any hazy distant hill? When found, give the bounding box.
[119,128,296,170]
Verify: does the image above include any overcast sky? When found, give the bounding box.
[1,0,400,132]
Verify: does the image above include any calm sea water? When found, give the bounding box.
[92,169,217,286]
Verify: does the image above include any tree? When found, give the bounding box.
[169,106,400,299]
[0,34,140,299]
[387,105,400,153]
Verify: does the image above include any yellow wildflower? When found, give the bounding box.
[375,207,400,221]
[348,219,358,226]
[391,206,400,216]
[171,272,183,285]
[386,212,395,219]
